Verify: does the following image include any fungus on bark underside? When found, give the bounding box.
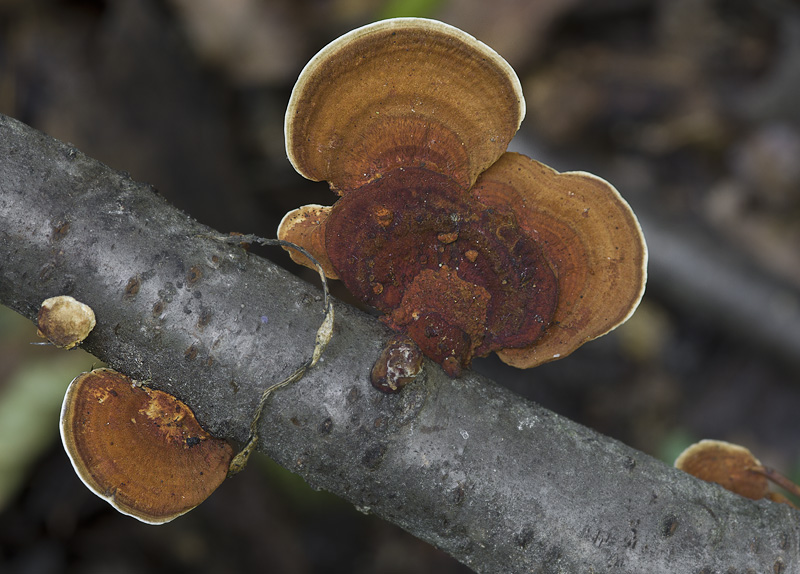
[279,18,648,376]
[60,368,232,524]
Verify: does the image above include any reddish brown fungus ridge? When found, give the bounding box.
[325,167,558,375]
[279,18,647,376]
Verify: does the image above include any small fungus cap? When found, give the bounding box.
[370,334,424,392]
[60,368,233,524]
[37,295,96,349]
[674,439,768,500]
[277,204,338,279]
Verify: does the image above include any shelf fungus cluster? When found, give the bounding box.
[279,18,648,377]
[60,368,233,524]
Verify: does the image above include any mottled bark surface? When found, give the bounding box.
[1,113,798,572]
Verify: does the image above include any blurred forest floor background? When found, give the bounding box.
[1,0,800,572]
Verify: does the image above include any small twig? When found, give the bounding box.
[203,234,334,476]
[753,465,800,499]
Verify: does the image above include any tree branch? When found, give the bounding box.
[1,113,797,573]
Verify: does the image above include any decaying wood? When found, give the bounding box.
[1,113,798,573]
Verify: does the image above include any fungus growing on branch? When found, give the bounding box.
[370,333,424,393]
[279,18,648,377]
[60,368,233,524]
[675,439,800,507]
[37,295,96,349]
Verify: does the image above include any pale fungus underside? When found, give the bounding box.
[60,368,233,524]
[280,17,647,376]
[37,295,96,349]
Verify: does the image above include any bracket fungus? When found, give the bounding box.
[675,439,800,507]
[37,295,96,349]
[279,18,647,377]
[60,368,233,524]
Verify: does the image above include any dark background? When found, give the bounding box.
[1,0,799,572]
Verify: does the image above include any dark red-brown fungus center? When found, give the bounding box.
[325,167,559,376]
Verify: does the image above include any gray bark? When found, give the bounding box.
[1,112,798,573]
